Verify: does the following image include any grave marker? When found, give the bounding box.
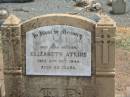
[1,14,116,97]
[112,0,126,14]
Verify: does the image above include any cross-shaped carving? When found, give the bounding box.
[1,28,20,66]
[96,29,115,65]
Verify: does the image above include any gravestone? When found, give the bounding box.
[112,0,126,14]
[1,14,116,97]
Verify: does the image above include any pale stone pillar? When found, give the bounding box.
[1,15,24,97]
[95,15,116,97]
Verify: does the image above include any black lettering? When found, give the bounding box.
[32,33,38,39]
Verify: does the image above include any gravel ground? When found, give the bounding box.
[0,0,130,26]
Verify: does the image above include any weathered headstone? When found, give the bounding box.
[1,14,116,97]
[112,0,126,14]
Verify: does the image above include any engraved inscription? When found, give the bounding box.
[26,25,91,76]
[39,88,82,97]
[40,88,58,97]
[64,88,81,97]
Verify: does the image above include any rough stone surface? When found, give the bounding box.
[95,15,116,97]
[1,15,22,97]
[112,0,126,14]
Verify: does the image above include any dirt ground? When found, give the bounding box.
[115,48,130,95]
[115,27,130,96]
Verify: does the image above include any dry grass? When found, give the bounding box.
[115,27,130,95]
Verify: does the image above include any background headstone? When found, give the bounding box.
[112,0,126,14]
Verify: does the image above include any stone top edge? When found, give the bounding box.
[96,15,116,27]
[96,23,116,27]
[21,13,96,25]
[2,14,21,26]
